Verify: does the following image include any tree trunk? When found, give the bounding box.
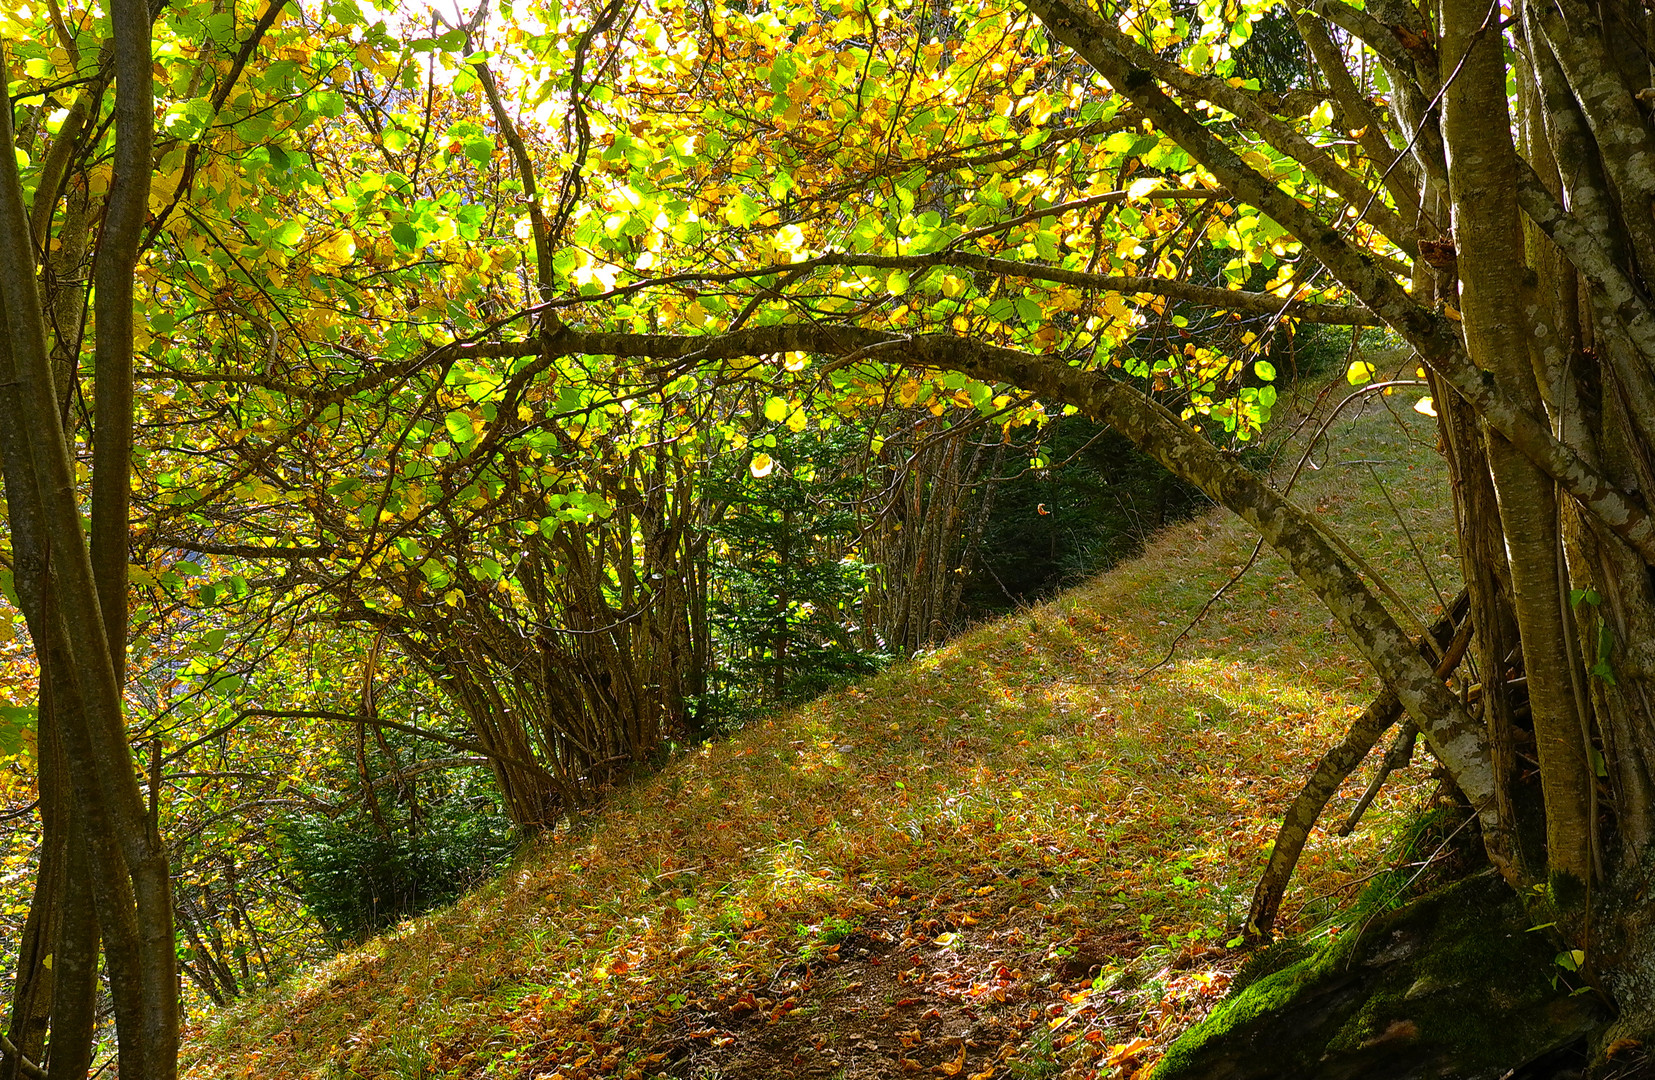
[0,24,178,1080]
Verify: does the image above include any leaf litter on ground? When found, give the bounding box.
[183,371,1459,1080]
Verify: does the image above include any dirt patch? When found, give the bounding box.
[650,911,1146,1080]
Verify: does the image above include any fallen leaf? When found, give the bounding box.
[1104,1037,1154,1066]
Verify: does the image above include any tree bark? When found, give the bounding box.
[1438,0,1594,882]
[1246,592,1471,939]
[0,32,177,1080]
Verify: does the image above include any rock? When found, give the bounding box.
[1154,873,1608,1080]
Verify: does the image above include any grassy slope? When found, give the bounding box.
[184,377,1458,1080]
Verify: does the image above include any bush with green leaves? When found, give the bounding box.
[279,774,520,943]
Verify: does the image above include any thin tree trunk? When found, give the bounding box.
[0,35,177,1080]
[1438,0,1594,883]
[1247,592,1471,939]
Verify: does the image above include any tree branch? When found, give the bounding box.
[1019,0,1655,572]
[1095,21,1415,254]
[0,1033,48,1080]
[238,709,550,776]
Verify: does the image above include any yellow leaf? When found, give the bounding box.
[1125,175,1161,200]
[316,231,356,266]
[148,168,183,214]
[750,453,774,478]
[1104,1037,1154,1066]
[258,0,293,24]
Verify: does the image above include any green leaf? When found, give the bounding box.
[886,270,911,296]
[725,193,763,227]
[271,219,306,248]
[1254,360,1276,382]
[390,221,419,251]
[769,54,797,94]
[445,411,476,442]
[763,396,790,423]
[0,705,37,757]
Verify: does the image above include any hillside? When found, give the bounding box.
[182,376,1458,1080]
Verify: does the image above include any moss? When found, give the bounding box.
[1549,869,1587,913]
[1354,805,1471,915]
[1154,874,1606,1080]
[1227,937,1314,998]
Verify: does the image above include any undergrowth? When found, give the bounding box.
[182,368,1460,1080]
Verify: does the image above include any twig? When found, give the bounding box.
[1136,538,1264,679]
[1336,720,1417,836]
[0,1033,47,1080]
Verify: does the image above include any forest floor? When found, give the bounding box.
[182,364,1461,1080]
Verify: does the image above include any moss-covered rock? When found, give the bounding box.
[1155,873,1607,1080]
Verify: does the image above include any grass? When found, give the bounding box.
[181,367,1459,1080]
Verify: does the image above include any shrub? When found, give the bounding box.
[280,778,520,943]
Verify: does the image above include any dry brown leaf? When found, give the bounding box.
[1104,1037,1155,1066]
[1607,1038,1643,1058]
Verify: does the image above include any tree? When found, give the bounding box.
[9,0,1655,1066]
[0,1,181,1076]
[386,0,1649,1047]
